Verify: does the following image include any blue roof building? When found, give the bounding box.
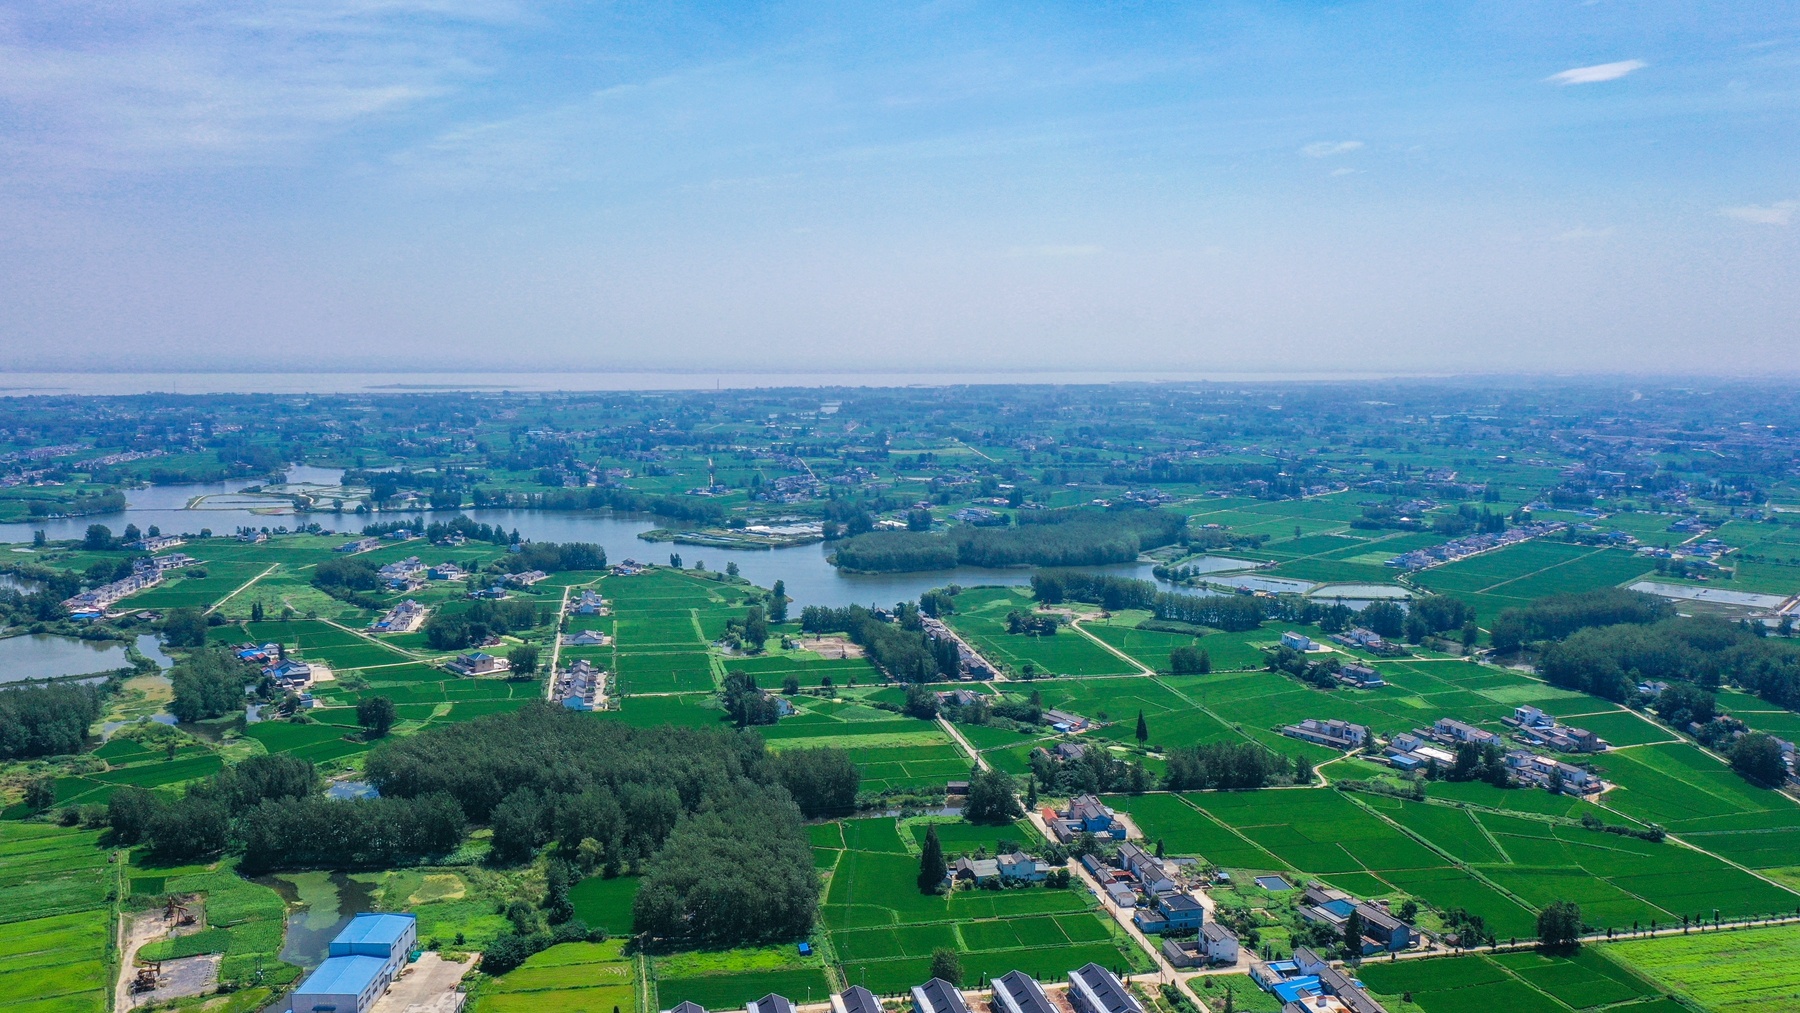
[291,913,417,1013]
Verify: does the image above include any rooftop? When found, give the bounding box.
[333,912,416,951]
[295,954,388,997]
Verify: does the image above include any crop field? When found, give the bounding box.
[723,652,880,688]
[0,823,114,1013]
[1357,948,1663,1013]
[1078,621,1202,672]
[815,816,1146,993]
[480,939,638,1013]
[1596,743,1800,830]
[841,742,970,793]
[946,588,1139,676]
[1603,922,1800,1011]
[652,946,833,1010]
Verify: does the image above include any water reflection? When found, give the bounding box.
[259,871,380,969]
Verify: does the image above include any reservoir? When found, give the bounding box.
[0,633,145,683]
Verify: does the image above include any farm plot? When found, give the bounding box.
[481,939,638,1013]
[0,825,115,1013]
[844,741,971,793]
[1079,622,1203,673]
[945,588,1140,676]
[816,817,1145,993]
[613,651,716,693]
[1596,743,1800,829]
[1603,921,1800,1012]
[653,946,832,1011]
[1358,948,1661,1013]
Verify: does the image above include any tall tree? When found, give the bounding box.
[358,695,397,737]
[768,580,788,622]
[929,947,962,985]
[1135,710,1148,744]
[1343,908,1365,961]
[918,824,945,893]
[1537,900,1583,951]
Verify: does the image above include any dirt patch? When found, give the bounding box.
[371,952,475,1013]
[797,637,863,659]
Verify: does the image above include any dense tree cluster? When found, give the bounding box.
[0,682,103,759]
[767,746,861,816]
[832,508,1186,572]
[1539,615,1800,706]
[962,768,1025,823]
[423,598,543,650]
[364,705,825,945]
[1729,732,1789,787]
[169,648,259,723]
[500,542,607,574]
[1489,589,1672,654]
[1028,743,1154,796]
[104,754,456,872]
[1163,741,1290,791]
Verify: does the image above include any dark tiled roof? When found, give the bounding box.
[748,995,796,1013]
[992,971,1055,1013]
[913,977,971,1013]
[1071,963,1141,1013]
[837,986,881,1013]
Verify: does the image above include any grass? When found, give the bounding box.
[570,876,640,935]
[1603,921,1800,1011]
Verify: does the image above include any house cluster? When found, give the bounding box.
[336,537,381,554]
[611,558,649,575]
[1109,843,1215,942]
[1386,715,1572,774]
[921,617,997,679]
[369,599,427,634]
[1032,742,1090,765]
[1044,794,1125,844]
[445,651,510,676]
[1329,628,1401,656]
[1281,718,1370,752]
[1502,751,1598,794]
[377,557,426,590]
[1384,520,1566,571]
[1044,709,1091,733]
[1251,946,1389,1013]
[554,659,606,711]
[571,589,609,615]
[63,561,175,616]
[670,964,1144,1013]
[127,534,184,552]
[262,656,315,694]
[506,569,550,587]
[1297,884,1416,955]
[943,850,1051,888]
[560,628,611,647]
[290,913,418,1013]
[1505,706,1605,754]
[468,583,512,600]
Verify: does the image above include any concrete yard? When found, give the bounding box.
[370,952,475,1013]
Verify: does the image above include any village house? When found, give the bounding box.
[506,569,551,587]
[1133,889,1205,934]
[1047,794,1124,843]
[1281,718,1369,751]
[1163,922,1240,967]
[1067,963,1143,1013]
[572,589,608,615]
[1335,663,1385,689]
[1280,631,1316,651]
[991,971,1055,1013]
[445,651,510,676]
[1503,751,1598,793]
[997,851,1050,883]
[555,659,605,712]
[1432,718,1500,747]
[1297,885,1415,954]
[912,978,971,1013]
[831,986,881,1013]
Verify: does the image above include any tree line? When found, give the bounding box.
[831,508,1187,573]
[799,603,959,682]
[0,682,104,759]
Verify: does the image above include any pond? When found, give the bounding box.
[0,633,139,684]
[259,870,380,969]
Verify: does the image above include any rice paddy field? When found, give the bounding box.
[1602,922,1800,1011]
[815,816,1149,994]
[945,587,1142,676]
[0,823,114,1013]
[476,939,639,1013]
[1357,948,1668,1013]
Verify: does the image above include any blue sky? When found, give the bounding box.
[0,1,1795,374]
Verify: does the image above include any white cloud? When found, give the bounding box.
[1721,200,1798,225]
[1330,167,1357,177]
[1301,140,1362,158]
[1545,59,1647,85]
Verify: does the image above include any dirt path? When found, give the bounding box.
[113,910,167,1010]
[546,583,573,701]
[1068,617,1156,676]
[938,716,990,771]
[204,563,278,616]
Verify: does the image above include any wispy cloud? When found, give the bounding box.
[1545,59,1647,85]
[1300,140,1362,158]
[1721,200,1798,225]
[0,1,515,174]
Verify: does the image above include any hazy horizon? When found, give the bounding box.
[2,2,1796,374]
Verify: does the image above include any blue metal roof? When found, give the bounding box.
[296,955,387,997]
[334,913,416,950]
